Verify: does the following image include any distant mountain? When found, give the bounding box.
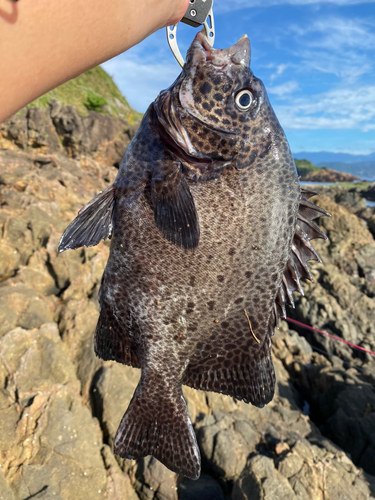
[293,152,375,181]
[316,162,375,181]
[293,151,375,163]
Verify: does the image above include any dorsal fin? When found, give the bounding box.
[271,188,330,331]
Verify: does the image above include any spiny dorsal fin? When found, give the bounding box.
[272,191,330,328]
[59,184,115,253]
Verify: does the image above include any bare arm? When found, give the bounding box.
[0,0,189,122]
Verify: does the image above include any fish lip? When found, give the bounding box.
[194,30,214,62]
[186,30,250,70]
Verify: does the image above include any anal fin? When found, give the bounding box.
[59,184,115,253]
[182,340,275,408]
[114,375,201,480]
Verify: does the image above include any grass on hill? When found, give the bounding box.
[294,159,321,177]
[27,66,142,125]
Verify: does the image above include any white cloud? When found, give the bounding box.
[289,16,375,51]
[282,16,375,83]
[269,64,288,82]
[268,80,300,96]
[274,85,375,130]
[102,57,181,112]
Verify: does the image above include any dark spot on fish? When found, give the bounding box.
[222,119,230,125]
[248,150,258,164]
[217,275,224,282]
[245,271,252,278]
[214,108,223,117]
[235,297,244,304]
[195,96,202,104]
[207,301,215,311]
[222,83,231,93]
[228,248,236,256]
[213,93,223,102]
[210,115,219,123]
[211,75,222,85]
[221,321,229,328]
[200,82,212,95]
[202,102,212,112]
[189,276,196,287]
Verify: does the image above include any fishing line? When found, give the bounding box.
[285,317,375,357]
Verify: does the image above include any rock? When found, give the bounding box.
[135,457,178,500]
[1,95,375,499]
[179,474,225,500]
[0,324,102,499]
[335,191,367,212]
[232,454,297,500]
[101,445,139,500]
[356,244,375,282]
[92,363,140,448]
[368,215,375,238]
[27,107,61,151]
[0,108,28,150]
[0,470,15,500]
[301,168,360,183]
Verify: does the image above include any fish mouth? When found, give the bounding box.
[186,30,251,71]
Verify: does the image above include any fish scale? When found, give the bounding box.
[59,31,329,479]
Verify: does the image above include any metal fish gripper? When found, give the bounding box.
[166,0,215,67]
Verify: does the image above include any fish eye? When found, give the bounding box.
[235,90,253,111]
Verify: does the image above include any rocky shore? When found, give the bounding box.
[1,97,375,499]
[300,168,360,183]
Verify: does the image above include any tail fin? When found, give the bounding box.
[113,378,201,480]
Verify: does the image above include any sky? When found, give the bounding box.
[102,0,375,156]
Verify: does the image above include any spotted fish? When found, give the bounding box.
[59,32,329,479]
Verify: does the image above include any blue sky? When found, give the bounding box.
[102,0,375,155]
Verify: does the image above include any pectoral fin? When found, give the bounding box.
[151,166,200,249]
[59,184,115,253]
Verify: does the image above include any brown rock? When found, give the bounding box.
[302,168,359,182]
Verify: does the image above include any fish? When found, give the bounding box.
[59,31,329,480]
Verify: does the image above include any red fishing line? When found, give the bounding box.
[285,317,375,357]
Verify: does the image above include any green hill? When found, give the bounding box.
[294,159,320,177]
[27,66,141,125]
